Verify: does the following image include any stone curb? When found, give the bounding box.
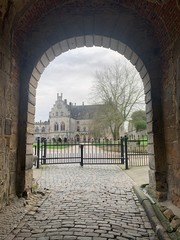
[133,185,171,240]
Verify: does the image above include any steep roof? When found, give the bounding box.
[71,104,102,120]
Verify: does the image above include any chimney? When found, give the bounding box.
[61,93,63,100]
[82,102,84,106]
[64,99,67,104]
[57,93,59,99]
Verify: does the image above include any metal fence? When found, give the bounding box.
[35,138,126,167]
[34,135,149,169]
[127,135,149,167]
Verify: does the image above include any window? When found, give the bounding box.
[56,112,58,116]
[54,123,59,131]
[77,121,79,124]
[61,112,64,116]
[61,122,65,131]
[83,127,86,132]
[77,126,80,132]
[35,127,39,133]
[41,127,45,133]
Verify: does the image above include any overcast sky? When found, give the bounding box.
[35,47,144,122]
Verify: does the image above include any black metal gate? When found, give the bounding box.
[34,135,149,169]
[127,135,149,167]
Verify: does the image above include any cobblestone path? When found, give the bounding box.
[5,165,157,240]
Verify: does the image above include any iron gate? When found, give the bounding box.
[127,135,149,167]
[34,135,149,169]
[35,138,127,167]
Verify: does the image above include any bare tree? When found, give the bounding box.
[90,62,145,140]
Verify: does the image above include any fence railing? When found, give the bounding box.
[34,135,149,169]
[127,135,149,167]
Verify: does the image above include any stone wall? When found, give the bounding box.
[162,36,180,207]
[0,17,19,208]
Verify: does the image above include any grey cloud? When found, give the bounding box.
[35,47,143,122]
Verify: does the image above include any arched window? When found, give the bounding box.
[61,122,65,131]
[41,127,45,133]
[54,123,59,131]
[35,127,39,133]
[76,135,80,142]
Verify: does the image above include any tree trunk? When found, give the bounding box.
[112,125,120,140]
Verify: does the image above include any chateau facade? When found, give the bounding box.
[34,94,124,142]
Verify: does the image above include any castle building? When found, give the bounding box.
[34,94,103,142]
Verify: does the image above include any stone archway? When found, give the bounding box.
[26,36,165,200]
[11,0,169,202]
[1,0,180,210]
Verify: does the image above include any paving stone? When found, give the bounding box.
[25,238,37,240]
[122,232,136,239]
[31,229,45,233]
[75,225,87,228]
[31,233,47,237]
[13,238,25,240]
[94,230,107,234]
[83,229,96,233]
[100,233,114,238]
[108,231,121,236]
[99,226,111,231]
[77,237,92,240]
[12,229,21,235]
[4,234,16,240]
[45,229,58,232]
[63,237,76,240]
[37,237,50,240]
[85,232,99,237]
[74,231,86,236]
[93,238,107,240]
[18,233,32,237]
[116,237,129,240]
[21,229,31,233]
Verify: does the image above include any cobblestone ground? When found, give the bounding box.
[0,198,27,239]
[4,164,158,240]
[0,192,45,240]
